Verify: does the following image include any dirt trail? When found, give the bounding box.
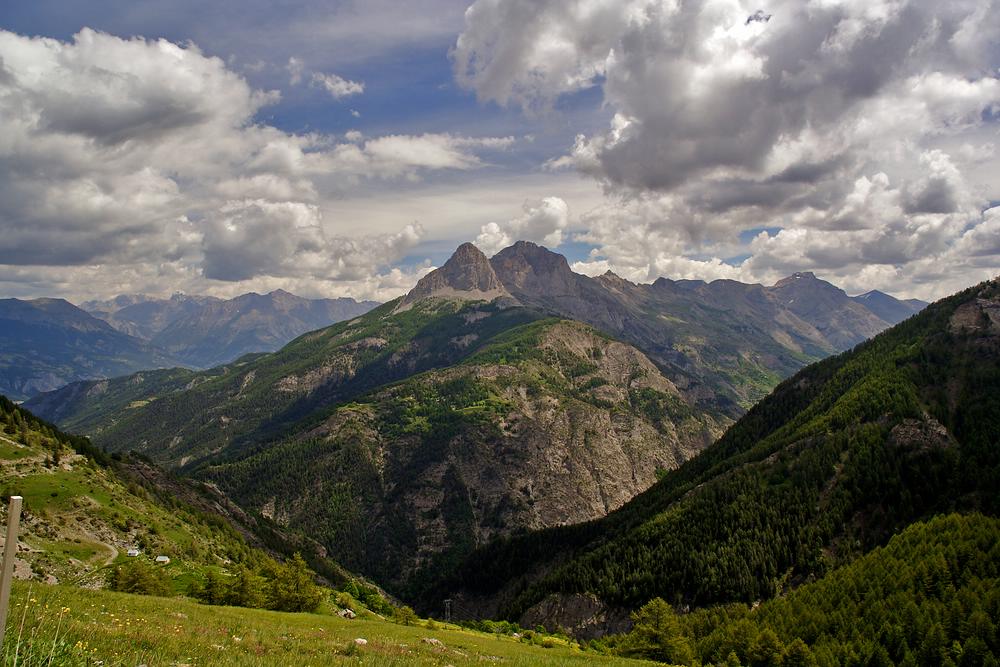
[0,432,25,447]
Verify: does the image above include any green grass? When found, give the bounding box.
[0,441,32,460]
[1,582,650,666]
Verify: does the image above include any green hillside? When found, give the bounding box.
[25,299,550,469]
[0,396,361,603]
[1,395,247,588]
[613,513,1000,666]
[434,278,1000,633]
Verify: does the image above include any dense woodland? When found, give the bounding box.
[610,514,999,666]
[429,280,1000,639]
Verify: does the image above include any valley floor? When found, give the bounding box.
[0,581,649,666]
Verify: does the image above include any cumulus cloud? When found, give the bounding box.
[475,196,569,255]
[0,28,508,299]
[286,55,365,100]
[456,0,1000,298]
[311,72,365,99]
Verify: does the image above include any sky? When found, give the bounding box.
[1,0,998,303]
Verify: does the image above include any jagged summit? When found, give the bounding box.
[772,271,821,287]
[490,240,579,296]
[392,240,923,389]
[595,270,635,292]
[397,242,511,310]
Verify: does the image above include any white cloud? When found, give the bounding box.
[311,71,365,99]
[456,0,1000,299]
[475,196,569,255]
[0,28,509,300]
[286,56,305,85]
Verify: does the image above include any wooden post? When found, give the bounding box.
[0,496,23,651]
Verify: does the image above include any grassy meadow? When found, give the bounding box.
[0,581,649,666]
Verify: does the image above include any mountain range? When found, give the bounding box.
[0,291,378,400]
[25,241,928,596]
[10,240,1000,667]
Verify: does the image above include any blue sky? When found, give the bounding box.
[0,0,998,301]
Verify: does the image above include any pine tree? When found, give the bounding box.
[620,597,695,665]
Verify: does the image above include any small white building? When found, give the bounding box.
[126,548,140,557]
[154,555,170,564]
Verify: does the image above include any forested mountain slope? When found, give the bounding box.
[27,302,727,594]
[203,318,724,592]
[432,277,1000,636]
[617,514,999,666]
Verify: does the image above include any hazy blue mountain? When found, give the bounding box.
[83,293,221,339]
[0,298,180,400]
[85,290,380,368]
[851,289,928,325]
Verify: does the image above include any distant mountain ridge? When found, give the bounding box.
[432,241,925,408]
[0,298,179,400]
[83,293,221,340]
[0,290,379,401]
[84,290,380,368]
[851,288,928,324]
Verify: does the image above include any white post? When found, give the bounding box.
[0,495,23,651]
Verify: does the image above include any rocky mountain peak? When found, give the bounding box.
[398,242,510,309]
[773,271,821,288]
[596,270,634,292]
[490,240,578,296]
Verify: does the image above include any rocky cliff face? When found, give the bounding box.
[398,243,511,310]
[491,241,581,296]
